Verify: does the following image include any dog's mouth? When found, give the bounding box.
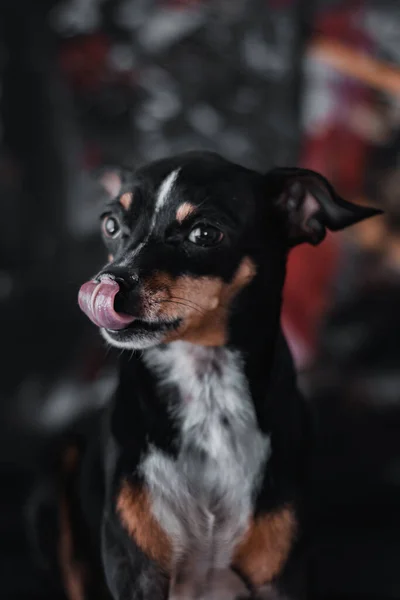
[78,278,136,330]
[105,318,180,342]
[78,278,180,336]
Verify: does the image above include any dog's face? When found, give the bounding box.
[79,151,381,350]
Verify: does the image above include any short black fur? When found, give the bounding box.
[48,151,381,600]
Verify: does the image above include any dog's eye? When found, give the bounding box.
[188,225,223,247]
[102,215,121,239]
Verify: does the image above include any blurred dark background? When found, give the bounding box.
[1,0,400,598]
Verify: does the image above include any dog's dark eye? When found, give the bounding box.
[188,225,223,247]
[102,215,121,239]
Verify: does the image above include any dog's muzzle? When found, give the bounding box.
[78,277,135,330]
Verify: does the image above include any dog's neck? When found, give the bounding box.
[144,343,242,396]
[141,260,295,403]
[114,285,301,465]
[142,316,297,433]
[115,265,298,443]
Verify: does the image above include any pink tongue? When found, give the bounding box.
[78,279,135,330]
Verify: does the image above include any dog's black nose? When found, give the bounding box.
[97,266,138,292]
[96,267,140,316]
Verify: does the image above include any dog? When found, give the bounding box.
[60,150,380,600]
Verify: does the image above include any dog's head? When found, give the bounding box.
[78,151,381,350]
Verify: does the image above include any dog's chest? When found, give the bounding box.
[142,343,270,568]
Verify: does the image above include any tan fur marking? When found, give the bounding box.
[143,257,256,346]
[108,254,114,262]
[176,202,196,223]
[117,481,172,571]
[119,192,133,210]
[232,506,297,588]
[58,446,86,600]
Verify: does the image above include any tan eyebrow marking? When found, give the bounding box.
[176,202,196,223]
[119,192,133,210]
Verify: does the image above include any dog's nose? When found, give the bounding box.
[96,267,140,317]
[78,276,136,330]
[97,266,138,293]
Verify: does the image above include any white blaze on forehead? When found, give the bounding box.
[154,168,180,217]
[120,168,180,267]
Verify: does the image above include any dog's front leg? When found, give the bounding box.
[102,514,169,600]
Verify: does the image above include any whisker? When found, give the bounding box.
[155,299,206,315]
[166,295,207,312]
[157,299,205,314]
[165,297,209,314]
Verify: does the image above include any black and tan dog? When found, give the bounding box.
[63,151,380,600]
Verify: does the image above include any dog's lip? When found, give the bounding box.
[104,317,181,336]
[78,279,136,330]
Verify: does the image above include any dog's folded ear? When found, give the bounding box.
[265,167,382,246]
[94,166,134,199]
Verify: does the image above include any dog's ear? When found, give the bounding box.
[95,166,134,199]
[265,167,382,246]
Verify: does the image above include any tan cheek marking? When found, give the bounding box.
[119,192,133,210]
[232,506,297,588]
[108,254,114,262]
[176,202,196,223]
[177,256,256,346]
[58,446,86,600]
[117,481,172,572]
[143,257,256,346]
[143,273,224,345]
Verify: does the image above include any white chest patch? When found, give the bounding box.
[142,343,270,596]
